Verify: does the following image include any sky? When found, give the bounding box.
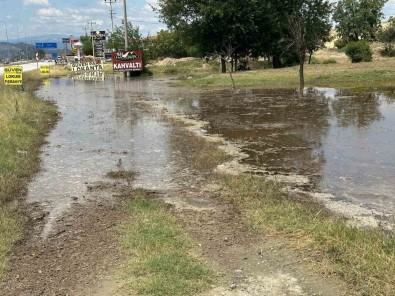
[0,0,165,43]
[0,0,395,43]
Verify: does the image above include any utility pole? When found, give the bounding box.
[4,22,10,62]
[123,0,128,50]
[104,0,117,36]
[82,26,88,36]
[88,21,96,57]
[17,28,21,61]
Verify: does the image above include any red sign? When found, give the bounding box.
[112,50,143,72]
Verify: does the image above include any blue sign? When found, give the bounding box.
[51,53,58,59]
[35,42,58,49]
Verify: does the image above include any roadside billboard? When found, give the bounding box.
[70,60,104,72]
[3,66,23,86]
[111,50,143,72]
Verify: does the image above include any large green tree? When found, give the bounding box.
[156,0,332,77]
[333,0,388,42]
[156,0,274,72]
[106,21,143,51]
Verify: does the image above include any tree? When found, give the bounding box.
[283,0,332,89]
[147,30,189,59]
[155,0,273,72]
[80,35,93,56]
[378,17,395,56]
[106,21,143,51]
[333,0,388,42]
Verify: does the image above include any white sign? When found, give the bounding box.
[70,61,104,72]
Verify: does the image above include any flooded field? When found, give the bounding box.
[153,84,395,220]
[31,77,395,236]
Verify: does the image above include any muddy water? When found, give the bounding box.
[32,77,395,236]
[156,86,395,219]
[31,77,178,237]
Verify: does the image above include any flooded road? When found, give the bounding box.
[31,77,395,236]
[31,77,178,237]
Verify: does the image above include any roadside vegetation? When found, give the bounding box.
[147,51,395,89]
[156,110,395,294]
[0,66,69,281]
[118,189,214,296]
[216,174,395,295]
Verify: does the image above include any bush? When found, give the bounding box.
[334,39,348,50]
[309,56,320,64]
[379,44,395,57]
[322,58,337,64]
[344,41,372,63]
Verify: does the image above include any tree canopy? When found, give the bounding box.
[333,0,388,42]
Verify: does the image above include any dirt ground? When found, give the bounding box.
[0,168,352,295]
[0,94,353,295]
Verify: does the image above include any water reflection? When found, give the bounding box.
[30,77,177,237]
[157,86,395,215]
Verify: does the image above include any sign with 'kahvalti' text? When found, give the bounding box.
[4,66,23,86]
[112,50,143,72]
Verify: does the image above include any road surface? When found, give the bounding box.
[0,61,54,76]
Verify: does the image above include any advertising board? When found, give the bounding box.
[111,50,143,72]
[3,66,23,86]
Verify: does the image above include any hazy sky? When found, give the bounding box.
[0,0,394,43]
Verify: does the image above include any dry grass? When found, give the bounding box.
[216,174,395,295]
[0,70,60,281]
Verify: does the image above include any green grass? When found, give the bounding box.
[0,70,60,281]
[218,174,395,295]
[147,56,395,89]
[118,190,214,296]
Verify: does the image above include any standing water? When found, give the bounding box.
[30,77,178,237]
[154,86,395,222]
[31,77,395,235]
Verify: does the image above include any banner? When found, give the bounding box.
[4,66,23,86]
[70,61,104,72]
[112,50,143,72]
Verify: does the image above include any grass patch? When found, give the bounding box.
[218,174,395,295]
[146,54,395,89]
[0,69,61,281]
[169,128,230,172]
[181,59,395,89]
[118,190,214,296]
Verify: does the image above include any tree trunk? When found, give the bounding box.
[299,52,305,90]
[220,55,226,73]
[272,55,282,68]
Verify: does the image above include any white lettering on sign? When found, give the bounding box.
[113,62,142,70]
[70,62,104,72]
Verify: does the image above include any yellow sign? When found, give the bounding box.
[4,66,23,86]
[40,65,50,74]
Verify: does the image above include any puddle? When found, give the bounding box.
[31,76,395,235]
[30,77,178,237]
[154,86,395,219]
